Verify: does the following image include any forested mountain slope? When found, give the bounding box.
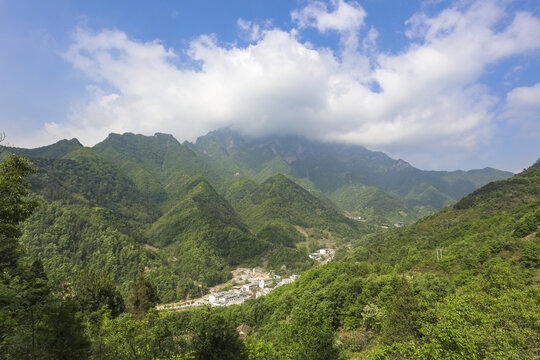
[216,161,540,359]
[93,132,227,204]
[7,138,83,159]
[8,145,160,294]
[146,176,271,293]
[194,128,513,223]
[225,174,372,244]
[3,139,322,302]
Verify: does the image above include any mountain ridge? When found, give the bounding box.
[10,130,514,225]
[193,128,513,223]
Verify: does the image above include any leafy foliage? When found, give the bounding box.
[73,269,125,318]
[0,155,39,270]
[127,272,159,320]
[0,153,90,359]
[215,163,540,358]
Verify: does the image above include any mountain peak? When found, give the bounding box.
[6,138,83,159]
[264,173,292,183]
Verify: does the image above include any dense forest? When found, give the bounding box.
[1,133,537,359]
[193,129,513,224]
[3,131,510,304]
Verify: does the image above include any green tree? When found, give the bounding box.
[381,277,420,345]
[73,269,125,317]
[39,298,90,360]
[190,308,247,360]
[0,154,38,271]
[0,152,90,359]
[280,298,339,360]
[127,272,158,320]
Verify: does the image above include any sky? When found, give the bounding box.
[0,0,539,172]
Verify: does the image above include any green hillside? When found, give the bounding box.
[148,175,267,262]
[93,132,226,204]
[226,174,372,245]
[329,184,431,224]
[218,161,540,359]
[194,129,514,224]
[3,145,158,296]
[33,147,159,222]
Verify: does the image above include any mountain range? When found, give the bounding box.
[2,129,538,358]
[193,129,512,223]
[4,129,512,302]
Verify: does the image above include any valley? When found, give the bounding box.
[4,130,512,304]
[3,1,539,358]
[1,131,537,359]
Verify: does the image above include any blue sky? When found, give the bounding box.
[0,0,539,172]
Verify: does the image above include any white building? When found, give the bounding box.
[259,279,273,289]
[209,291,251,307]
[242,282,258,292]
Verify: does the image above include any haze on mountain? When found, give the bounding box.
[6,129,513,226]
[3,0,539,172]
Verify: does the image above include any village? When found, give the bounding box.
[158,248,334,310]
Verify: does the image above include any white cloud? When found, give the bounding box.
[291,0,366,34]
[503,82,540,136]
[237,18,272,42]
[291,0,366,54]
[30,0,540,163]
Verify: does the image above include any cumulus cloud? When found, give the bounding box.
[503,82,540,136]
[291,0,367,57]
[237,18,273,42]
[291,0,366,34]
[35,0,540,161]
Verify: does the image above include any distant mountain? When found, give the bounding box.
[7,138,83,159]
[329,184,428,224]
[225,174,369,241]
[5,130,519,305]
[93,132,226,204]
[194,128,513,223]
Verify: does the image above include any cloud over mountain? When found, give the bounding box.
[36,0,540,165]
